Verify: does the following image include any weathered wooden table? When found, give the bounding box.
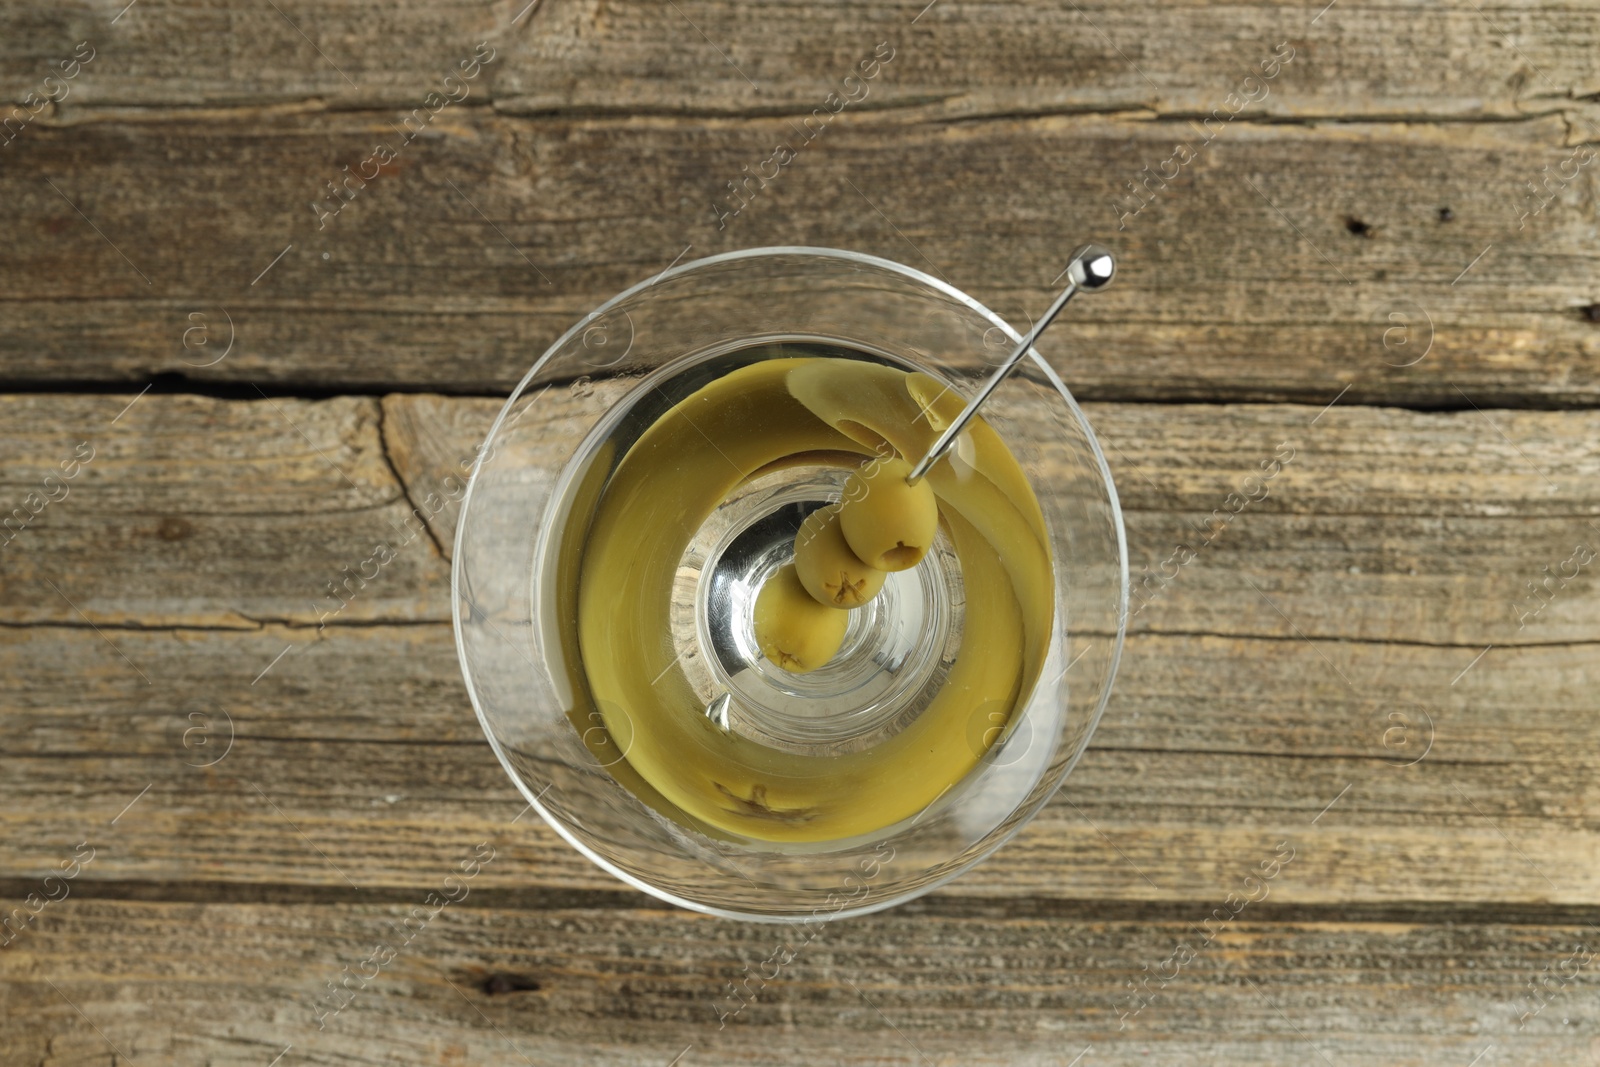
[3,2,1598,1063]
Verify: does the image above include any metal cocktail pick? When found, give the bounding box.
[905,244,1116,485]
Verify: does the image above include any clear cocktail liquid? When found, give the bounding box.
[544,343,1049,842]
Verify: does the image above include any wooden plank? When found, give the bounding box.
[3,1,1598,118]
[4,390,1598,645]
[1,623,1595,906]
[1,899,1592,1065]
[0,392,451,627]
[0,110,1595,403]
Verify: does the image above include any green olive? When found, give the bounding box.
[838,457,938,572]
[753,564,849,673]
[794,506,887,608]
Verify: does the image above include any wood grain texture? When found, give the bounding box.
[4,0,1599,118]
[5,389,1599,641]
[0,392,449,627]
[0,108,1595,403]
[3,900,1595,1066]
[3,3,1599,1062]
[1,622,1594,907]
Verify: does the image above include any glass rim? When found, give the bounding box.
[452,245,1131,922]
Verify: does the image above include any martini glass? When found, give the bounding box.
[453,247,1127,920]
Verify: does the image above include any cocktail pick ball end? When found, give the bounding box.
[1067,244,1116,290]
